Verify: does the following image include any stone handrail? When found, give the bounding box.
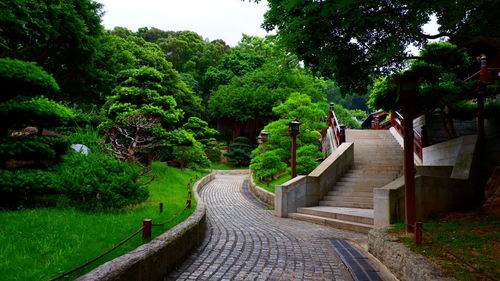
[275,142,353,217]
[76,173,215,281]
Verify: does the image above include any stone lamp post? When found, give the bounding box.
[260,131,269,153]
[288,120,301,178]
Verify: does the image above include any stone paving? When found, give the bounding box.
[166,174,367,281]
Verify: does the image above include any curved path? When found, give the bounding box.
[166,174,366,281]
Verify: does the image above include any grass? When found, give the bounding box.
[0,162,207,281]
[254,174,292,193]
[387,212,500,281]
[209,161,248,170]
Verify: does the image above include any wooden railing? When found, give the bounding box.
[391,112,423,160]
[328,107,345,148]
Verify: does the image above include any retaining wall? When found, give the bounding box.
[76,173,215,281]
[249,173,275,206]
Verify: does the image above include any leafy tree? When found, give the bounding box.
[182,117,218,144]
[208,63,325,124]
[367,42,491,138]
[250,150,286,185]
[0,0,103,101]
[225,136,252,167]
[172,140,210,169]
[260,0,500,94]
[101,67,183,162]
[250,93,326,178]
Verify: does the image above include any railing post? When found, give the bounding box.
[415,222,422,245]
[339,125,346,144]
[187,191,192,208]
[142,219,152,240]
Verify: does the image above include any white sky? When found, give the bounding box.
[98,0,271,46]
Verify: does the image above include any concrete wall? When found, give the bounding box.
[374,135,479,228]
[275,143,353,217]
[76,174,215,281]
[249,173,275,206]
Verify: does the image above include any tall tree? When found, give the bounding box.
[260,0,500,94]
[0,0,103,101]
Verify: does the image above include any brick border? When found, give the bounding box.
[249,172,275,207]
[75,173,215,281]
[368,228,456,281]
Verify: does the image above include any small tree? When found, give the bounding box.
[225,136,252,167]
[250,150,286,186]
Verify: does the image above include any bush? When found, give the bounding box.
[172,141,210,169]
[56,152,147,210]
[225,136,252,167]
[0,135,68,161]
[0,168,60,208]
[250,150,286,185]
[296,144,324,175]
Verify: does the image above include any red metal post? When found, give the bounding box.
[403,105,416,233]
[291,134,297,178]
[142,219,152,240]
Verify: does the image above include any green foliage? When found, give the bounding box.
[250,150,286,182]
[0,0,104,101]
[225,136,252,167]
[0,97,74,131]
[0,168,60,207]
[208,63,326,123]
[0,58,60,100]
[0,135,68,161]
[204,138,222,162]
[333,104,363,129]
[296,145,324,175]
[172,140,210,169]
[182,117,218,143]
[323,80,369,111]
[56,152,147,210]
[261,0,500,94]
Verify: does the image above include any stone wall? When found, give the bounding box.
[368,228,455,281]
[249,173,275,206]
[75,173,215,281]
[275,143,353,217]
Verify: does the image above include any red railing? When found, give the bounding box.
[391,112,423,161]
[464,68,500,82]
[327,106,345,147]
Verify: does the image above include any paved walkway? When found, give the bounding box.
[166,174,368,281]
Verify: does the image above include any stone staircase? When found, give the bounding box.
[288,130,403,233]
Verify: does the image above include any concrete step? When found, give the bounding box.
[296,206,374,224]
[319,200,373,209]
[287,212,373,234]
[335,182,386,188]
[339,177,397,183]
[331,186,379,192]
[323,196,373,203]
[328,190,373,197]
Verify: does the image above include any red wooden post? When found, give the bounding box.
[403,105,416,233]
[415,222,422,245]
[142,219,152,240]
[288,120,301,178]
[478,55,488,143]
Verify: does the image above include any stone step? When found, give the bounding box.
[287,212,373,234]
[335,182,387,188]
[328,190,373,197]
[296,206,374,224]
[319,200,373,209]
[339,176,397,183]
[331,186,378,192]
[323,196,373,203]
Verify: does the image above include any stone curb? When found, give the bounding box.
[76,173,215,281]
[368,228,456,281]
[249,172,275,207]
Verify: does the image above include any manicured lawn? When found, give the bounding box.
[254,174,291,193]
[387,212,500,281]
[0,162,207,281]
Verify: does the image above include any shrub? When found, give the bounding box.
[0,168,60,208]
[296,144,324,175]
[225,136,252,167]
[56,152,147,210]
[250,150,286,185]
[0,135,68,162]
[172,141,210,169]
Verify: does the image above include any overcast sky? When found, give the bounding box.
[98,0,271,46]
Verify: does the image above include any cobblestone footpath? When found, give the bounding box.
[166,174,365,281]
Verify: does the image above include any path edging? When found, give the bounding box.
[368,228,456,281]
[249,172,275,207]
[76,173,215,281]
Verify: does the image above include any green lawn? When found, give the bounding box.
[0,162,207,281]
[388,213,500,281]
[254,174,291,193]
